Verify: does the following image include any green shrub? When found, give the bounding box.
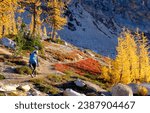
[14,31,43,56]
[30,77,60,94]
[0,92,5,96]
[10,60,27,66]
[22,35,43,51]
[15,66,32,75]
[0,74,5,80]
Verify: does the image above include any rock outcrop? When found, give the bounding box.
[111,83,133,96]
[63,89,86,96]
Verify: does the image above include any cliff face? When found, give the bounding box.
[58,0,150,57]
[82,0,150,31]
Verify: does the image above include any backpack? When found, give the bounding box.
[29,52,38,64]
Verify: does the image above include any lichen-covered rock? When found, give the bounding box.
[111,83,133,96]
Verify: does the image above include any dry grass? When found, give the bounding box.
[0,74,5,80]
[15,66,32,75]
[30,76,61,95]
[46,49,79,61]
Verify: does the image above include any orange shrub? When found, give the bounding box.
[54,58,101,75]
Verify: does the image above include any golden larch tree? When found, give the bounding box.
[0,0,18,38]
[19,0,42,36]
[46,0,67,39]
[136,32,150,82]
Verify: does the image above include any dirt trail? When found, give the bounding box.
[0,54,63,85]
[0,47,12,55]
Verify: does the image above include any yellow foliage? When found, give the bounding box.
[0,0,18,38]
[108,29,150,84]
[138,86,148,96]
[100,66,110,81]
[47,0,67,39]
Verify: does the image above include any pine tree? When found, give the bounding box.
[46,0,67,39]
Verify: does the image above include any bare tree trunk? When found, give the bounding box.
[51,27,56,40]
[32,4,37,36]
[2,25,5,36]
[2,13,5,36]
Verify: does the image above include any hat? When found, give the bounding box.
[33,50,38,54]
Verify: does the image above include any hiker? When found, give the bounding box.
[29,50,39,77]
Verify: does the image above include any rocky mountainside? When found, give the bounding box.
[58,0,150,58]
[1,40,150,96]
[0,39,113,96]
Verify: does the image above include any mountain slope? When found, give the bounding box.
[59,0,150,58]
[58,0,118,58]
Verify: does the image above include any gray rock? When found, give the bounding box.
[27,89,48,96]
[101,91,112,96]
[83,81,107,92]
[84,50,95,57]
[111,83,133,96]
[0,37,16,49]
[63,89,86,96]
[128,83,139,94]
[17,85,31,92]
[1,84,19,91]
[74,79,85,87]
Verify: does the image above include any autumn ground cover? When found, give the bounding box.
[54,58,101,75]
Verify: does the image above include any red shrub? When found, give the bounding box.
[54,58,101,75]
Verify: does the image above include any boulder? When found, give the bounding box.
[74,79,85,87]
[64,42,68,46]
[63,89,86,96]
[0,37,16,49]
[84,50,95,57]
[1,84,18,91]
[111,83,133,96]
[27,89,48,96]
[17,85,31,92]
[0,88,5,92]
[128,83,139,94]
[83,81,107,92]
[100,92,112,96]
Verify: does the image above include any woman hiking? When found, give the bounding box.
[29,50,39,77]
